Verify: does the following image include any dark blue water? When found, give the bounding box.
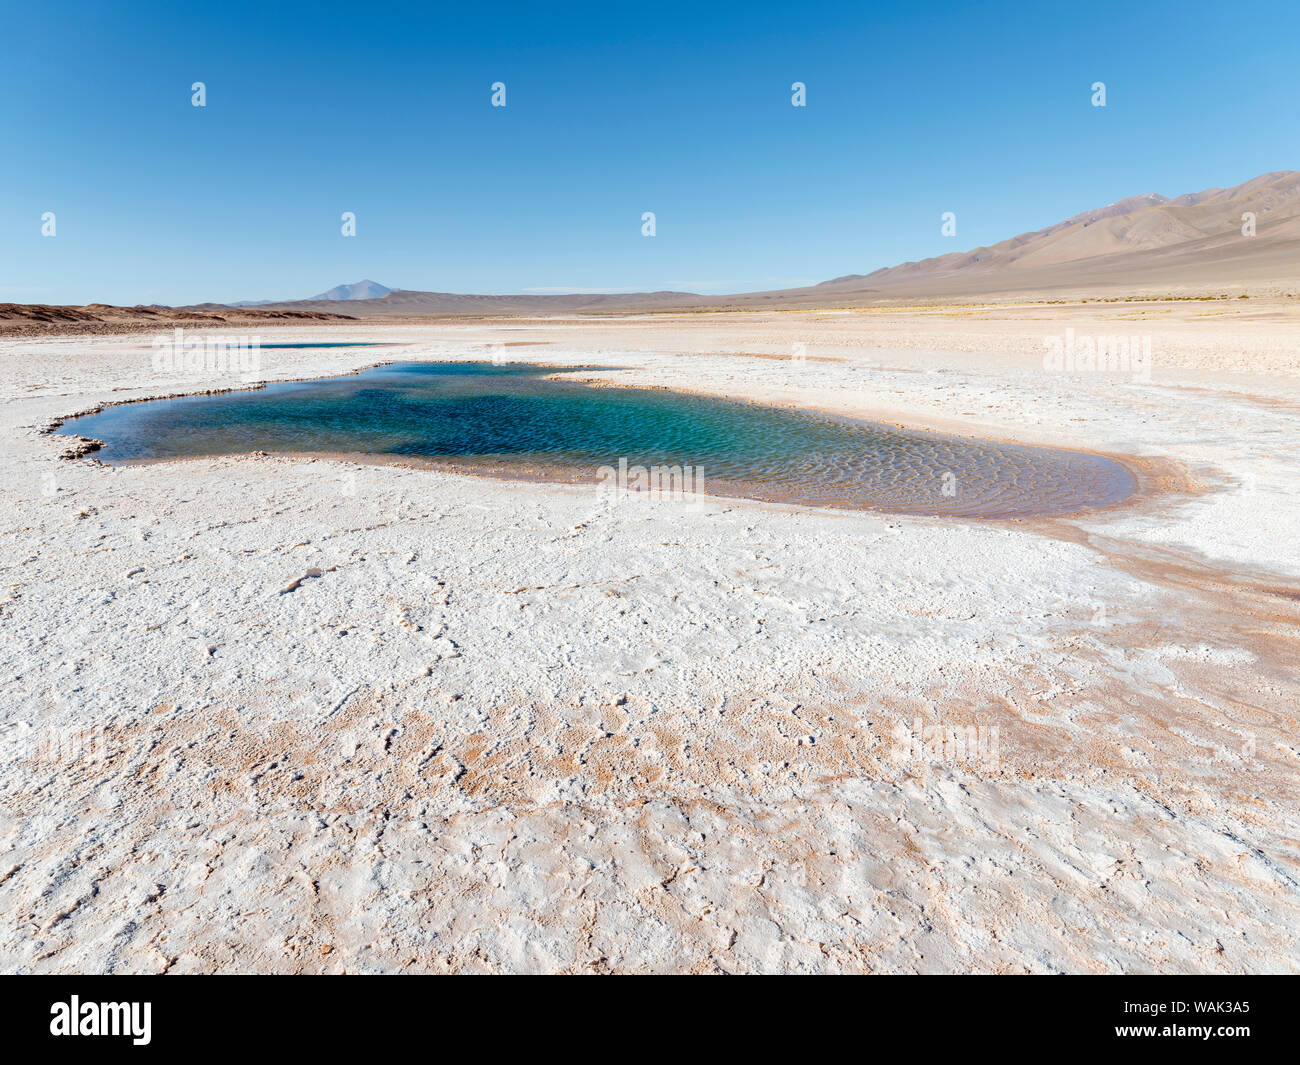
[56,361,1137,518]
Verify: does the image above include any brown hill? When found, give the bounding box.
[807,170,1300,301]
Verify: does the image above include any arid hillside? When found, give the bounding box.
[6,171,1297,331]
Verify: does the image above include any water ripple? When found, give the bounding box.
[57,361,1138,519]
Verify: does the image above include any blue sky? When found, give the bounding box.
[2,0,1297,305]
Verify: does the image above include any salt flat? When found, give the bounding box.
[1,304,1297,973]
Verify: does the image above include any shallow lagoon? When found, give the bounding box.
[58,361,1137,518]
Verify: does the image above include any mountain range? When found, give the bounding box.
[206,170,1300,314]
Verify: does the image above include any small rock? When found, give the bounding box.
[430,636,460,660]
[280,568,324,595]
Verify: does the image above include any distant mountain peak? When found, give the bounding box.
[308,280,392,301]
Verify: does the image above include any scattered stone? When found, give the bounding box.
[280,567,325,594]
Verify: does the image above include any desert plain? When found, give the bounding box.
[1,296,1298,973]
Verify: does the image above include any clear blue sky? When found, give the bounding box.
[3,0,1297,305]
